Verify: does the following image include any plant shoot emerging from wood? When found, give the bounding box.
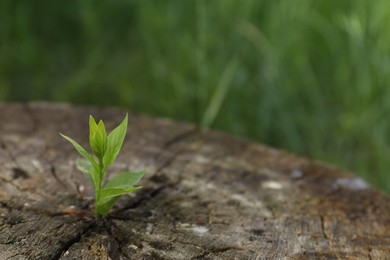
[60,114,144,218]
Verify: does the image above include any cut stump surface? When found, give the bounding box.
[0,103,389,259]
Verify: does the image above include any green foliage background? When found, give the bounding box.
[1,0,390,192]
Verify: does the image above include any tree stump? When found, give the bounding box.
[0,103,389,259]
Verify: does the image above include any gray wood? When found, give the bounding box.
[0,102,389,259]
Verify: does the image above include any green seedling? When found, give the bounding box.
[60,114,144,218]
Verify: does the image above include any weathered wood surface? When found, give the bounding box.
[0,102,389,260]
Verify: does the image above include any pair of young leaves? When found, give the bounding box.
[60,114,144,218]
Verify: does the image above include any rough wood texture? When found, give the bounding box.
[0,103,389,259]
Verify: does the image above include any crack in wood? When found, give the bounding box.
[109,128,193,218]
[0,200,93,219]
[192,247,247,259]
[163,128,198,148]
[109,179,180,220]
[2,218,39,229]
[50,165,68,191]
[0,173,70,206]
[50,221,95,260]
[105,220,166,258]
[368,247,373,260]
[0,176,27,194]
[1,141,22,171]
[12,167,29,179]
[102,220,130,259]
[320,215,340,260]
[152,149,183,177]
[0,140,42,196]
[172,239,249,260]
[320,215,330,240]
[110,220,144,249]
[0,201,11,211]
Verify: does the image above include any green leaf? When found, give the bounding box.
[97,186,142,207]
[60,133,99,170]
[95,171,143,217]
[96,197,120,217]
[77,159,99,189]
[103,114,128,167]
[89,115,107,160]
[89,115,98,137]
[89,115,98,153]
[105,171,144,189]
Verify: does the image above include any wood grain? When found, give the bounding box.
[0,103,389,259]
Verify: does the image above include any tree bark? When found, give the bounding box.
[0,102,389,259]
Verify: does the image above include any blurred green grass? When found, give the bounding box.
[1,0,390,192]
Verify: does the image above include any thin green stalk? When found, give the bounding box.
[95,157,104,218]
[201,56,239,130]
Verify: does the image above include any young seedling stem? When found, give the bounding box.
[60,114,144,218]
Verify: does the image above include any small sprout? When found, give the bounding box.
[60,114,144,218]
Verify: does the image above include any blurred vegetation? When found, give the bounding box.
[1,0,390,192]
